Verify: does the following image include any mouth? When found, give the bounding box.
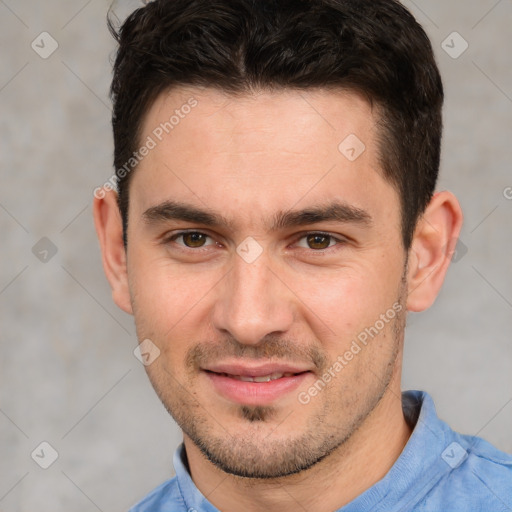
[208,371,300,382]
[202,363,313,405]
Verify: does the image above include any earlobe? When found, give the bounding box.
[406,191,463,312]
[92,188,133,315]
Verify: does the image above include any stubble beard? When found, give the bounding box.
[138,275,408,480]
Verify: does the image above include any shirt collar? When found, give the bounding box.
[341,390,457,511]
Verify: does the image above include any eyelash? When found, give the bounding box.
[162,230,348,253]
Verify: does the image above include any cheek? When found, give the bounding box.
[130,253,208,322]
[294,264,403,354]
[129,255,220,366]
[299,266,392,321]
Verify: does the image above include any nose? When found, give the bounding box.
[211,252,295,346]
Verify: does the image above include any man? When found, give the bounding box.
[93,0,512,510]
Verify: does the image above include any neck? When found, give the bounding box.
[184,383,412,512]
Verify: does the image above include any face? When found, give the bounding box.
[125,87,408,478]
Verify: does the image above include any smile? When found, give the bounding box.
[216,372,297,382]
[203,367,312,405]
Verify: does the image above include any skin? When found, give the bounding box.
[93,87,463,512]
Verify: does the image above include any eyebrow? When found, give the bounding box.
[142,200,372,231]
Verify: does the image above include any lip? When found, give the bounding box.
[203,361,314,406]
[203,361,313,377]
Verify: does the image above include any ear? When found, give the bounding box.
[92,187,133,315]
[406,191,463,312]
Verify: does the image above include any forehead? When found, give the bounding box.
[130,86,398,231]
[142,86,376,155]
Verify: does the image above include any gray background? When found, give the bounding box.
[0,0,511,510]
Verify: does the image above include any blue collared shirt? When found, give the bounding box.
[129,391,512,511]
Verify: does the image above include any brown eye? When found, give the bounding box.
[163,231,219,252]
[181,232,208,248]
[306,234,333,250]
